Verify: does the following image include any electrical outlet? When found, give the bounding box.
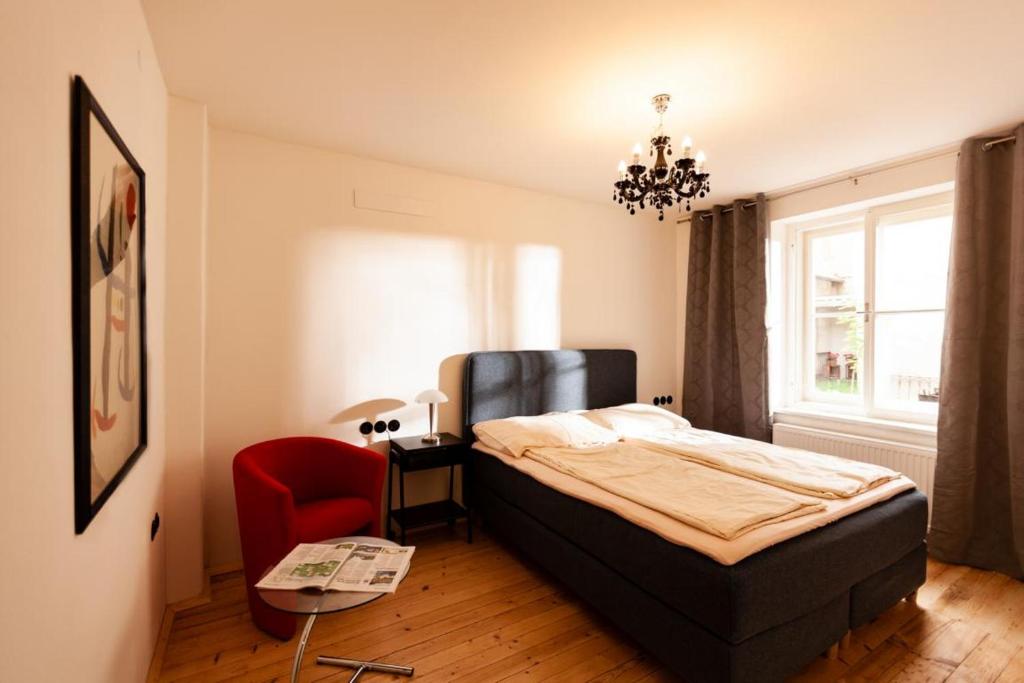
[360,419,400,437]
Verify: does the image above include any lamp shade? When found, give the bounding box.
[415,389,449,404]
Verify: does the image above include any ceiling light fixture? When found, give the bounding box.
[613,94,710,221]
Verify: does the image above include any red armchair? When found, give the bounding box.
[232,436,386,639]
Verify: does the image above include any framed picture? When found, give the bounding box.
[71,76,148,534]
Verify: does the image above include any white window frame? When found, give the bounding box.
[785,191,953,425]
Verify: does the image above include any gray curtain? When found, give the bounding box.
[683,194,770,441]
[929,124,1024,579]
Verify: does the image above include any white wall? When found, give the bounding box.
[767,151,957,222]
[0,1,168,680]
[203,128,678,566]
[164,96,208,600]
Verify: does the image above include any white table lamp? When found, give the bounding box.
[415,389,449,444]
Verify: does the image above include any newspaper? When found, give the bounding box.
[255,541,414,593]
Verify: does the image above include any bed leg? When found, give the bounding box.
[840,631,851,650]
[906,589,918,606]
[826,643,839,660]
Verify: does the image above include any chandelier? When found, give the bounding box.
[613,94,710,221]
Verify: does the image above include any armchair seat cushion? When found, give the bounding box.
[295,496,375,543]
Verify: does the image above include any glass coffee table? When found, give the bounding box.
[258,535,414,682]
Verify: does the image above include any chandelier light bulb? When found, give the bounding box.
[682,136,693,156]
[617,160,627,179]
[632,143,643,162]
[695,150,706,171]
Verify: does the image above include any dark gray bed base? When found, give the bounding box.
[462,350,928,682]
[473,454,927,682]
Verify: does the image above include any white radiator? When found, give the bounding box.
[773,423,936,515]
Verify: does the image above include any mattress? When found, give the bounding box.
[472,448,929,643]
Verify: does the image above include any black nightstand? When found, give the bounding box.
[387,432,471,544]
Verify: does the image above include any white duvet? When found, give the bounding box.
[636,428,900,499]
[524,442,824,540]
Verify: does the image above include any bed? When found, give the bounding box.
[462,349,928,683]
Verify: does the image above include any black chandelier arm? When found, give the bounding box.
[671,177,699,199]
[614,179,647,203]
[674,157,695,171]
[623,170,704,196]
[622,174,654,197]
[614,163,708,216]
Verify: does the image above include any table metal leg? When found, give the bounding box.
[291,613,414,682]
[316,655,414,681]
[291,613,318,683]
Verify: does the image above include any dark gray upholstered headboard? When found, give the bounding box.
[462,349,637,438]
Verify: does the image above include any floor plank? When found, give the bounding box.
[947,635,1021,683]
[157,527,1024,682]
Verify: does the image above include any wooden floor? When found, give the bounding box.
[156,526,1024,682]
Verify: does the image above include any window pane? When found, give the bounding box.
[807,228,864,402]
[811,229,864,314]
[813,315,863,400]
[873,311,943,415]
[875,212,952,311]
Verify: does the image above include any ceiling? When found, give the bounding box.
[143,0,1024,209]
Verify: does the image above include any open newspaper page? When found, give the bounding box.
[327,543,415,593]
[255,542,356,591]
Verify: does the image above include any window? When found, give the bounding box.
[792,193,953,422]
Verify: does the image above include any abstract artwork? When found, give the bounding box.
[71,76,147,534]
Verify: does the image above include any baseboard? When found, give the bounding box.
[206,560,243,578]
[145,606,176,683]
[167,581,212,613]
[146,562,244,681]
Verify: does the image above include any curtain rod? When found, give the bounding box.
[982,135,1016,151]
[678,133,1017,224]
[679,146,956,223]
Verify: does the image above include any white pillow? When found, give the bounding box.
[582,403,692,438]
[473,412,620,458]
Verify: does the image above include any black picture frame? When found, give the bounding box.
[71,75,148,534]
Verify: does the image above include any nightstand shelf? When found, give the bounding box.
[387,432,472,544]
[391,499,467,530]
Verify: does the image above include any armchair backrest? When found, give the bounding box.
[235,436,379,504]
